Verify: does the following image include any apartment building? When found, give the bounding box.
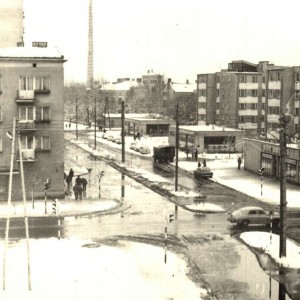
[197,60,300,138]
[0,46,66,200]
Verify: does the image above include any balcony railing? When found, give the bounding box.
[16,90,35,103]
[17,149,35,162]
[18,121,37,132]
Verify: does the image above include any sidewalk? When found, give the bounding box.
[0,198,121,219]
[177,155,300,209]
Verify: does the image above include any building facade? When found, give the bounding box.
[0,0,24,47]
[163,79,197,125]
[244,138,300,185]
[0,47,66,200]
[197,60,300,139]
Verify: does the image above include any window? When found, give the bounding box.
[151,87,156,92]
[295,90,300,99]
[262,77,265,83]
[269,73,274,81]
[35,107,50,121]
[239,76,247,83]
[199,89,206,97]
[277,73,281,81]
[0,135,2,152]
[239,89,246,97]
[19,76,50,91]
[250,103,258,110]
[0,75,2,91]
[19,106,34,120]
[199,76,206,83]
[239,103,246,110]
[217,89,219,97]
[296,74,300,82]
[199,102,206,109]
[216,103,219,109]
[262,89,266,97]
[251,89,258,97]
[35,136,50,150]
[0,106,2,121]
[216,77,219,83]
[20,135,34,149]
[252,76,258,83]
[268,106,280,114]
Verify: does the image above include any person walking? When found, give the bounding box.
[73,184,79,200]
[75,175,82,186]
[78,184,83,200]
[203,159,206,167]
[237,156,242,170]
[81,177,88,199]
[195,149,198,161]
[198,161,201,168]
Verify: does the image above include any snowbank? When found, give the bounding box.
[240,232,300,268]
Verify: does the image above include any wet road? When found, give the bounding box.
[0,135,298,299]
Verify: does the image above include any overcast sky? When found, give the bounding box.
[23,0,300,84]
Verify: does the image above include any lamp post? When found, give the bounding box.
[75,97,78,140]
[175,103,179,217]
[94,96,97,150]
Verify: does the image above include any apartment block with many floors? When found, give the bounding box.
[0,46,66,200]
[197,60,300,139]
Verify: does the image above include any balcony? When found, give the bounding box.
[17,149,36,162]
[18,121,37,132]
[16,90,35,103]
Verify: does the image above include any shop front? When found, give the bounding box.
[244,138,300,185]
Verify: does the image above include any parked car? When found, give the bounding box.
[138,145,151,154]
[194,166,213,179]
[227,206,280,228]
[114,137,122,144]
[129,142,137,150]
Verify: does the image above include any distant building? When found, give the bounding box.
[197,60,300,139]
[168,124,245,153]
[0,0,24,47]
[163,79,197,125]
[0,47,66,200]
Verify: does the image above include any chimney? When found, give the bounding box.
[168,78,172,84]
[186,79,189,84]
[148,70,150,74]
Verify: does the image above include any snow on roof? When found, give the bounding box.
[102,113,150,118]
[170,124,244,132]
[171,83,196,93]
[101,80,143,91]
[0,46,65,59]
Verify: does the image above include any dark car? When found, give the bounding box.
[194,166,213,179]
[153,145,175,163]
[227,206,280,228]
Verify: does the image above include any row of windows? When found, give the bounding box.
[0,135,50,151]
[19,76,50,91]
[269,73,281,82]
[199,89,206,97]
[20,135,50,150]
[268,106,280,114]
[268,89,280,99]
[19,106,50,121]
[239,103,258,110]
[239,116,258,123]
[239,89,258,97]
[239,76,259,83]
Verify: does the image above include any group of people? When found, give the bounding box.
[64,168,88,200]
[197,159,206,168]
[186,148,199,161]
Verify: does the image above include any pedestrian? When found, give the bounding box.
[78,184,83,200]
[191,149,195,160]
[136,132,140,140]
[66,175,72,194]
[65,124,67,129]
[237,156,242,170]
[81,177,88,191]
[69,123,71,129]
[69,168,74,181]
[198,161,201,168]
[203,159,206,167]
[73,184,79,200]
[195,149,198,161]
[186,148,189,160]
[75,175,82,186]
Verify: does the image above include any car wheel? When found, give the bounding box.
[241,220,249,227]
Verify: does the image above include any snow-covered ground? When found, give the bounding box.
[0,238,207,300]
[241,231,300,269]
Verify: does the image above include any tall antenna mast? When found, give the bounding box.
[87,0,94,89]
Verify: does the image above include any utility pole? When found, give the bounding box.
[121,100,125,163]
[279,113,288,258]
[75,97,78,140]
[94,97,97,150]
[175,103,179,216]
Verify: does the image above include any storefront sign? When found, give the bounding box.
[262,144,280,155]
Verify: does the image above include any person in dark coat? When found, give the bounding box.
[203,159,206,167]
[198,161,201,168]
[81,178,88,191]
[73,184,80,200]
[75,175,82,186]
[237,157,242,170]
[195,149,198,161]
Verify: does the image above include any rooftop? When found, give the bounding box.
[101,80,143,91]
[171,83,196,93]
[0,46,65,60]
[170,124,244,132]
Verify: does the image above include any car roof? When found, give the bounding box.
[237,206,265,211]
